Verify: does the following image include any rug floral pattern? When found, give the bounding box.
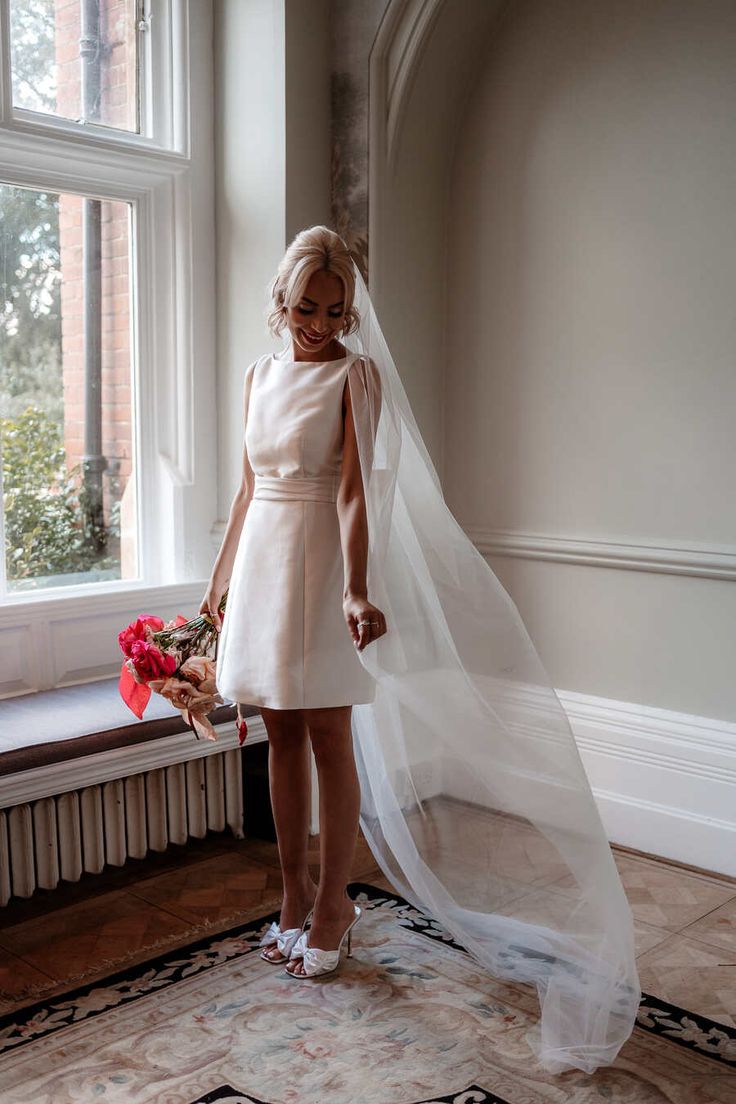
[0,884,732,1104]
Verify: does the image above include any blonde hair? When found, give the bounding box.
[267,225,360,338]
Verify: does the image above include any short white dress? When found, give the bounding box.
[214,349,377,709]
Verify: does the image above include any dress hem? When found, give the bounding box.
[219,690,376,710]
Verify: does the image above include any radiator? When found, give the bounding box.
[0,749,245,906]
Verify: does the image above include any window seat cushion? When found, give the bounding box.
[0,678,259,777]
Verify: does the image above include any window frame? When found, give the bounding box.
[0,0,188,155]
[0,0,217,696]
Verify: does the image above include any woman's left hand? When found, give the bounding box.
[344,595,387,651]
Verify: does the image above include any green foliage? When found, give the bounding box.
[0,183,62,423]
[1,406,121,583]
[9,0,56,116]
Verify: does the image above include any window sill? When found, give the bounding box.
[0,673,262,807]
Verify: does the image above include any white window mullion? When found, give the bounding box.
[0,457,7,602]
[0,0,12,126]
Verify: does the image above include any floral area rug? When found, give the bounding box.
[0,883,733,1104]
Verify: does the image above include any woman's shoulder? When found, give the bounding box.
[247,351,278,375]
[347,350,380,378]
[346,352,382,410]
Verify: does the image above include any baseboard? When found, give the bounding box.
[556,689,736,876]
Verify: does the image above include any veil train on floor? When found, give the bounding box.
[342,261,641,1075]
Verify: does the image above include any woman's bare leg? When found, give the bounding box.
[259,706,318,962]
[286,705,360,975]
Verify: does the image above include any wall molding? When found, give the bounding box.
[552,689,736,875]
[369,0,445,304]
[464,525,736,581]
[435,688,736,875]
[371,0,444,176]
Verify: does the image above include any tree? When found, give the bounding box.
[2,406,120,585]
[0,184,62,421]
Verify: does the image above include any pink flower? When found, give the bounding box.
[147,675,218,714]
[117,608,225,740]
[129,640,177,682]
[179,655,216,688]
[148,675,223,742]
[118,615,165,658]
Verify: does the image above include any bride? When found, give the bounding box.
[203,225,641,1075]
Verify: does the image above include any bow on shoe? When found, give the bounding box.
[259,920,304,959]
[286,905,362,978]
[289,929,341,976]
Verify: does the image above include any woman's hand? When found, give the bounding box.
[199,577,227,632]
[343,593,387,651]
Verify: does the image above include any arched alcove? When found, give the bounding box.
[368,0,508,471]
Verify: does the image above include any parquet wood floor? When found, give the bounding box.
[0,829,390,1013]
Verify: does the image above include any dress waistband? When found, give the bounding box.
[252,474,339,503]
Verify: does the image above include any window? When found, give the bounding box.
[1,182,137,595]
[6,0,181,150]
[0,1,216,694]
[10,0,140,135]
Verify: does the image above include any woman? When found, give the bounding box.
[203,226,641,1073]
[203,228,385,977]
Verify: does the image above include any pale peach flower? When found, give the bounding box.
[179,655,217,687]
[148,674,223,742]
[148,675,218,713]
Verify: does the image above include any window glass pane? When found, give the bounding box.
[10,0,140,135]
[0,182,138,594]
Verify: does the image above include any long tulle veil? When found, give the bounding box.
[342,259,641,1074]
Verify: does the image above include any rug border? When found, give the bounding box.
[190,1080,511,1104]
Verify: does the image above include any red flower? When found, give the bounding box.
[129,639,177,682]
[117,605,227,735]
[118,615,166,658]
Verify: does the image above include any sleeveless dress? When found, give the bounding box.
[214,349,377,709]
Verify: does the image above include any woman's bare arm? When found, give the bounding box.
[200,363,256,628]
[337,375,369,602]
[336,362,387,650]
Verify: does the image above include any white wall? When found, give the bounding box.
[213,0,286,524]
[446,0,736,724]
[212,0,332,525]
[285,0,332,241]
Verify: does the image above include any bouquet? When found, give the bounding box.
[117,590,248,745]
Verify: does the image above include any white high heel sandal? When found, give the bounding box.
[259,907,314,964]
[286,904,362,978]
